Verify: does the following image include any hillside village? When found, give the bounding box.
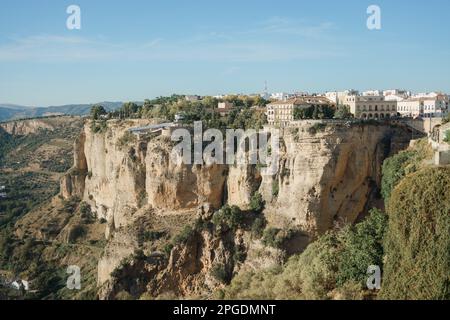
[96,89,450,165]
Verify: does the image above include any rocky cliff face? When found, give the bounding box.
[0,117,81,136]
[61,120,411,299]
[262,123,409,234]
[62,120,229,230]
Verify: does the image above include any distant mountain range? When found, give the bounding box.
[0,102,124,122]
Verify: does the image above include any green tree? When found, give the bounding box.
[334,104,353,119]
[293,105,335,120]
[249,192,265,213]
[90,105,107,120]
[337,209,388,286]
[381,150,418,202]
[120,102,140,118]
[444,130,450,144]
[212,205,244,231]
[380,167,450,300]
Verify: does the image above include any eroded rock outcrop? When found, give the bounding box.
[145,140,227,211]
[261,123,410,234]
[60,133,88,199]
[61,120,412,298]
[0,116,81,135]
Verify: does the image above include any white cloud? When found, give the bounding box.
[0,17,342,63]
[243,16,335,38]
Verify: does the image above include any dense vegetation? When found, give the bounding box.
[0,172,59,228]
[380,167,450,299]
[381,139,432,202]
[0,128,14,162]
[95,95,268,130]
[0,118,101,300]
[0,123,82,172]
[291,104,353,121]
[334,104,353,119]
[222,209,387,300]
[0,194,103,300]
[222,137,448,300]
[293,105,335,120]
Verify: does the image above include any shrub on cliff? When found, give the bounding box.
[67,224,86,243]
[211,264,230,284]
[444,130,450,144]
[249,192,265,213]
[90,120,107,134]
[381,150,417,202]
[274,232,342,299]
[380,167,450,300]
[251,217,266,239]
[261,228,281,248]
[212,205,244,231]
[117,131,137,149]
[172,225,195,245]
[223,209,389,300]
[337,209,387,287]
[224,232,342,299]
[381,140,432,202]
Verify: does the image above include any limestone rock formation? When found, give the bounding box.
[0,117,81,136]
[60,120,411,299]
[261,124,410,234]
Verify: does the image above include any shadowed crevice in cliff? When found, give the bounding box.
[263,124,413,236]
[315,125,413,234]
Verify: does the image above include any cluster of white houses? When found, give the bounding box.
[266,90,449,127]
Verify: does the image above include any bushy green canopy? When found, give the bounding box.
[380,167,450,300]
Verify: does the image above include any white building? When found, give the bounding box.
[383,89,410,97]
[325,90,359,105]
[397,94,448,118]
[423,95,449,117]
[383,89,410,102]
[362,90,383,96]
[270,92,295,101]
[397,99,423,117]
[413,92,440,99]
[217,102,235,116]
[385,94,406,102]
[345,95,397,119]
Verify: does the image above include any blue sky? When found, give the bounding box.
[0,0,449,106]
